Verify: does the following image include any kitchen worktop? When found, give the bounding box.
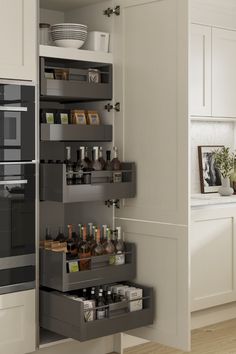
[191,193,236,207]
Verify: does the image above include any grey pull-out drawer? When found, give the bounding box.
[40,57,112,102]
[40,243,136,292]
[40,284,154,342]
[40,163,136,203]
[41,124,113,142]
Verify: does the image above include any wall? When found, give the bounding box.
[40,8,64,24]
[191,121,236,194]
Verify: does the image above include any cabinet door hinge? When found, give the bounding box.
[104,5,120,17]
[105,102,120,112]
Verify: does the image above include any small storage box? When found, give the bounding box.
[84,31,110,52]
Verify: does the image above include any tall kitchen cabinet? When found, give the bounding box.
[0,0,37,81]
[38,0,190,353]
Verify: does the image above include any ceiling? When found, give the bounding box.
[40,0,103,12]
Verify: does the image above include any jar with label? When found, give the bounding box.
[88,69,101,83]
[39,23,51,45]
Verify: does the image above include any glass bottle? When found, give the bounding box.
[65,146,74,185]
[93,227,104,256]
[74,150,83,185]
[55,226,66,242]
[66,224,77,259]
[105,150,112,171]
[78,225,91,270]
[98,147,106,170]
[90,290,96,301]
[92,146,103,171]
[111,147,122,183]
[96,293,106,320]
[105,228,116,265]
[105,290,113,317]
[81,146,92,184]
[45,227,52,240]
[115,226,125,265]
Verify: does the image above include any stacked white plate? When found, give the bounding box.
[51,23,88,49]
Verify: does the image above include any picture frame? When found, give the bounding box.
[198,145,223,193]
[87,111,100,125]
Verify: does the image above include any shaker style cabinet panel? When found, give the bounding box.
[212,28,236,118]
[114,0,190,351]
[0,290,36,354]
[191,208,236,312]
[0,0,36,81]
[190,24,212,116]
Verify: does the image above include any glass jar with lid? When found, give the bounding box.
[39,23,51,45]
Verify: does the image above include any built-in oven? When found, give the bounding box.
[0,82,35,162]
[0,162,35,294]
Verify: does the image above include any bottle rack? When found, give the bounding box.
[40,162,136,203]
[40,57,112,102]
[40,283,154,342]
[40,243,136,292]
[41,123,113,142]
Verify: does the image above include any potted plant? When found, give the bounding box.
[213,147,234,196]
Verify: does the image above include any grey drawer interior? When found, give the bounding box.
[40,243,136,292]
[40,162,136,203]
[40,283,154,342]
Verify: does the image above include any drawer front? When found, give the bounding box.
[40,283,154,342]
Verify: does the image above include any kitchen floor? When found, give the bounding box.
[124,319,236,354]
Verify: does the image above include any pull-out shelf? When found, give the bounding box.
[40,163,136,203]
[40,243,136,292]
[41,124,113,142]
[40,283,154,342]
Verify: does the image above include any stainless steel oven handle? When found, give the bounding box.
[0,106,28,112]
[0,179,28,185]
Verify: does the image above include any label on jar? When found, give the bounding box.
[115,252,125,265]
[109,255,116,265]
[97,309,106,320]
[113,171,122,183]
[68,261,79,273]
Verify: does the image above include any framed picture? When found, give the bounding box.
[87,111,100,125]
[198,145,223,193]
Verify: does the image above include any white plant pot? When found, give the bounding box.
[218,177,234,196]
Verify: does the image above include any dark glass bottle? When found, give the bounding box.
[66,224,77,259]
[92,146,103,171]
[65,146,74,185]
[45,227,52,240]
[93,228,104,256]
[111,147,122,183]
[78,226,91,271]
[74,150,83,185]
[81,146,92,184]
[55,226,66,242]
[105,150,112,171]
[98,146,106,170]
[96,293,106,320]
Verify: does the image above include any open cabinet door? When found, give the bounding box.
[114,0,190,351]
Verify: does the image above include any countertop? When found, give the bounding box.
[191,193,236,207]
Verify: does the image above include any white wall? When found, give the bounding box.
[191,121,236,194]
[40,8,64,25]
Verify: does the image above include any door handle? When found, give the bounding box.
[0,180,28,185]
[0,106,28,112]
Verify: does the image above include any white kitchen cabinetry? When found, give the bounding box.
[190,24,212,116]
[212,28,236,118]
[0,290,35,354]
[0,0,37,81]
[191,207,236,312]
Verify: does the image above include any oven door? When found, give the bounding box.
[0,83,35,162]
[0,163,35,258]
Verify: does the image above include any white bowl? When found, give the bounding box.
[51,34,87,40]
[53,39,85,48]
[51,28,87,33]
[51,23,87,30]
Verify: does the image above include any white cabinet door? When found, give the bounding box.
[191,208,236,312]
[114,0,190,351]
[0,0,37,81]
[212,28,236,118]
[0,290,36,354]
[190,24,212,116]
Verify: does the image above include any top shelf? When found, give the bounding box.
[39,45,113,65]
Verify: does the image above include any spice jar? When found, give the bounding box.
[88,69,101,83]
